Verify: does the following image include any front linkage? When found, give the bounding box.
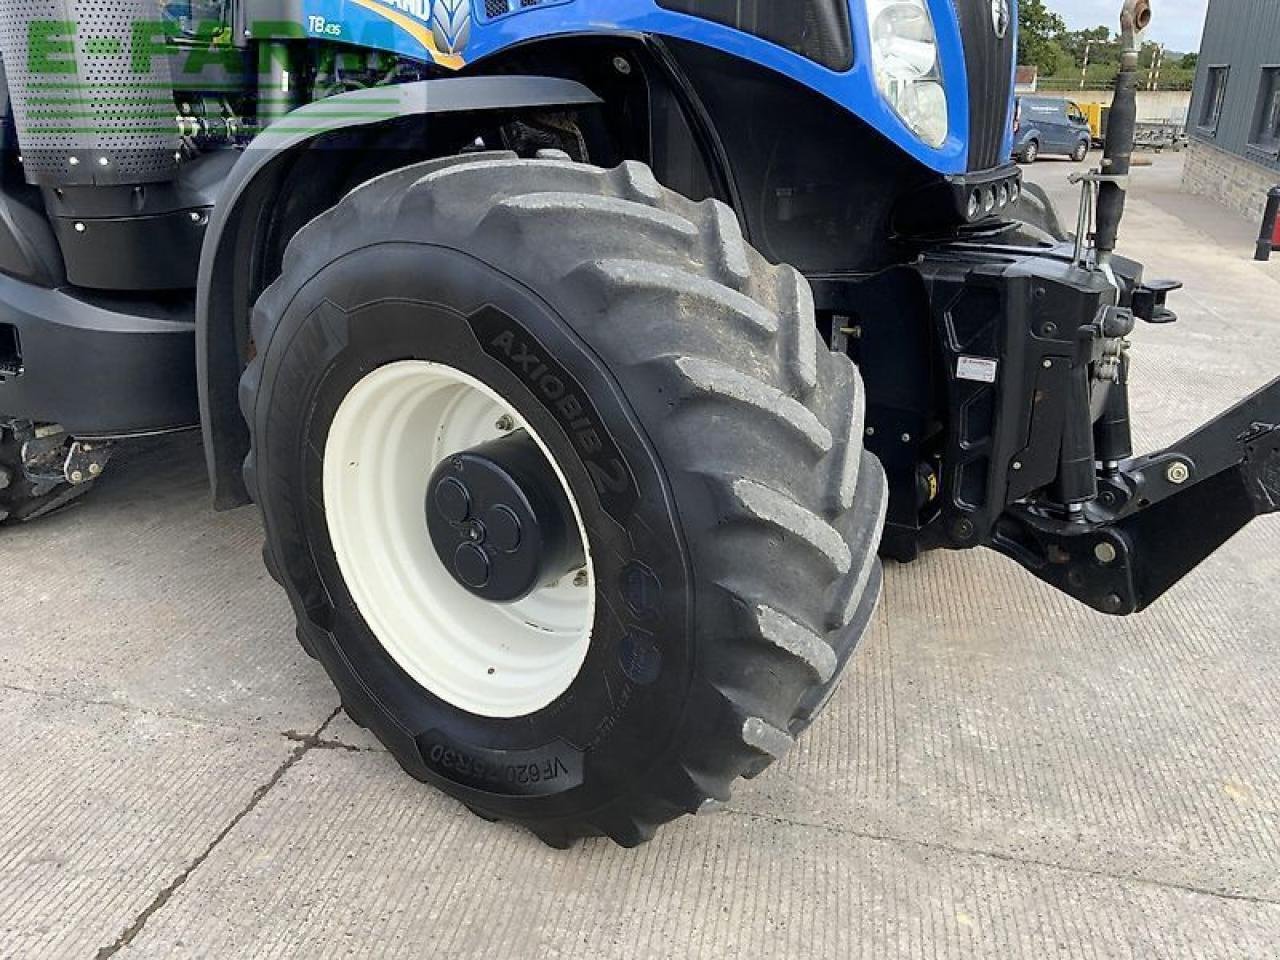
[990,0,1279,614]
[911,237,1280,615]
[1000,377,1279,614]
[843,237,1278,616]
[858,0,1279,615]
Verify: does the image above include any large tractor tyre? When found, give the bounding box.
[241,152,887,847]
[0,421,93,524]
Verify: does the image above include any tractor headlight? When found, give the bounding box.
[867,0,949,148]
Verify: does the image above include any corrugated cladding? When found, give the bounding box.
[1188,0,1280,170]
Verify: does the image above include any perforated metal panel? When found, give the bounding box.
[479,0,573,23]
[0,0,179,185]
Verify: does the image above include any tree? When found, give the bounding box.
[1041,41,1072,76]
[1018,0,1068,73]
[1180,52,1199,70]
[1059,25,1115,69]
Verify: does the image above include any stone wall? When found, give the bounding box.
[1182,139,1279,223]
[1077,89,1192,124]
[1040,89,1193,124]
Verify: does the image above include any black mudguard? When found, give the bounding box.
[197,76,602,509]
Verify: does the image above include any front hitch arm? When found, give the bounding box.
[992,377,1280,614]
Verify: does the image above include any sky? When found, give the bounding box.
[1048,0,1210,53]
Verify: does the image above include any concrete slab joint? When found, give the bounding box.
[91,708,343,960]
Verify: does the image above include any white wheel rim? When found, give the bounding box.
[323,360,595,718]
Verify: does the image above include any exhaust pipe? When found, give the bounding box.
[1094,0,1152,268]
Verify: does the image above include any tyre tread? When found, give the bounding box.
[241,153,887,847]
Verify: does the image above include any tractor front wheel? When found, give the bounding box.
[240,153,886,846]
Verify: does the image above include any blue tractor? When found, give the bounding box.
[0,0,1275,845]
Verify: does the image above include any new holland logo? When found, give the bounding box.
[991,0,1011,39]
[430,0,472,56]
[352,0,471,66]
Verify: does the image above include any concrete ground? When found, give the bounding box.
[3,151,1279,959]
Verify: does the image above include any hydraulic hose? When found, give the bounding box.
[1095,0,1152,267]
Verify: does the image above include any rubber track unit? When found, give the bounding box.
[242,151,888,845]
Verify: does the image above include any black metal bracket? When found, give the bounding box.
[1131,278,1182,324]
[18,423,113,487]
[992,377,1280,614]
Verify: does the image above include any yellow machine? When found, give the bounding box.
[1076,101,1109,145]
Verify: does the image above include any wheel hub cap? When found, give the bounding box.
[322,360,595,718]
[426,431,585,603]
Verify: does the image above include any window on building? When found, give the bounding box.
[1251,67,1280,151]
[1200,66,1230,131]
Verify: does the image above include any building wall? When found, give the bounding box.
[1187,0,1280,172]
[1183,139,1277,222]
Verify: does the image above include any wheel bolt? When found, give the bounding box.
[573,569,589,588]
[1165,461,1190,485]
[495,415,514,432]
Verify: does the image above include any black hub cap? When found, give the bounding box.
[426,430,584,603]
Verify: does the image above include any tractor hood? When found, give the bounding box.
[287,0,1018,175]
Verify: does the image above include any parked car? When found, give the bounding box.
[1014,96,1093,163]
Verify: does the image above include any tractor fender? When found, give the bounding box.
[197,76,602,509]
